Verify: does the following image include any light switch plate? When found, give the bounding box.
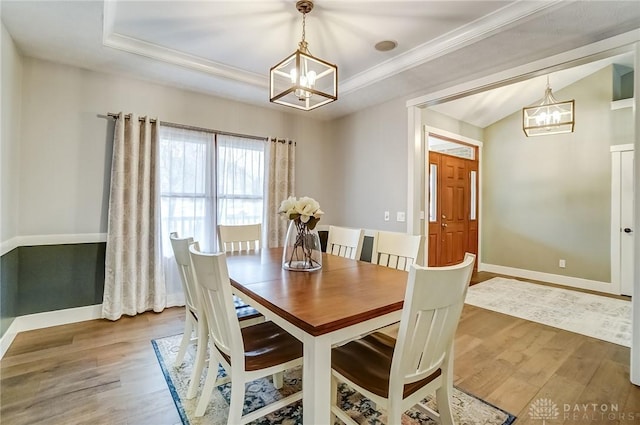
[384,211,390,221]
[397,212,406,222]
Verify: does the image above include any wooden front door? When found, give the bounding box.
[428,151,478,267]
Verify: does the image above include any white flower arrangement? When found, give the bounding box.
[278,196,324,230]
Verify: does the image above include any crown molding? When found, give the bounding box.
[339,0,567,94]
[102,1,267,89]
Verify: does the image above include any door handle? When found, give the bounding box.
[623,228,633,233]
[442,223,448,228]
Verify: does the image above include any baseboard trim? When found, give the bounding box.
[0,298,188,360]
[0,304,103,360]
[0,321,19,360]
[478,263,617,295]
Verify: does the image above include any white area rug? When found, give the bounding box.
[465,277,632,347]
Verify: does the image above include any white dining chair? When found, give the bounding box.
[169,232,264,400]
[330,253,476,425]
[371,231,422,271]
[326,225,365,260]
[169,232,200,368]
[218,223,261,252]
[189,243,304,423]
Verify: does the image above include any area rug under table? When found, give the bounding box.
[465,277,632,347]
[152,334,516,425]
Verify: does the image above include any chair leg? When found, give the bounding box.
[435,384,455,425]
[272,372,284,389]
[436,349,456,425]
[174,312,194,366]
[330,374,338,424]
[187,322,208,399]
[387,400,404,425]
[194,350,219,417]
[227,373,246,425]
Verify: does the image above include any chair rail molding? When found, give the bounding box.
[1,233,108,256]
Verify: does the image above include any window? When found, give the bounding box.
[429,163,437,222]
[217,135,265,225]
[159,126,265,253]
[428,135,475,160]
[470,170,477,220]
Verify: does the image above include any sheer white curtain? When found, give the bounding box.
[103,113,165,320]
[217,134,265,226]
[159,126,215,306]
[159,128,266,301]
[266,138,296,247]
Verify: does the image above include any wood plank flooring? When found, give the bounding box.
[1,273,638,424]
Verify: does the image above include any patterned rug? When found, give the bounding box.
[465,277,632,347]
[152,334,516,425]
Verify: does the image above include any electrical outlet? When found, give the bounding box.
[559,259,566,268]
[384,211,390,221]
[397,212,406,222]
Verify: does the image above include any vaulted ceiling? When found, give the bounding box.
[2,1,639,122]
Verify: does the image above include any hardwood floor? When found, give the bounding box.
[0,309,185,425]
[1,273,638,424]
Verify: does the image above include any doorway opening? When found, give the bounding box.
[426,133,479,267]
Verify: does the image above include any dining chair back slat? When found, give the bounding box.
[218,223,261,252]
[371,231,422,271]
[326,225,365,260]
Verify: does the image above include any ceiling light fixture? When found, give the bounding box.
[522,76,575,137]
[269,0,337,111]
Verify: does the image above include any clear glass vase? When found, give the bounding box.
[282,220,322,272]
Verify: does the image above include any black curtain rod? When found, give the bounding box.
[105,112,268,142]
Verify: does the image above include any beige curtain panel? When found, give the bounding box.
[102,113,166,321]
[266,138,295,248]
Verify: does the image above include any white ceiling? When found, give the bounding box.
[1,1,639,122]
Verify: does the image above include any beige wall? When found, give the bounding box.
[1,23,22,243]
[329,97,409,231]
[482,65,619,282]
[15,57,333,238]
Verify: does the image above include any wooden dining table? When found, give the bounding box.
[225,247,409,425]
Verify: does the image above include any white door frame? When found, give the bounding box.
[631,41,640,386]
[423,126,483,267]
[611,144,634,296]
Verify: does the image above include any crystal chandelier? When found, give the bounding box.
[269,0,338,111]
[522,76,575,137]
